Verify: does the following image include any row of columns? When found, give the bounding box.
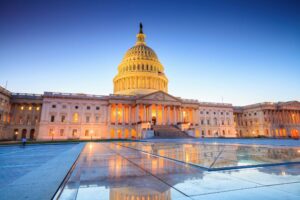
[108,104,199,125]
[266,110,300,124]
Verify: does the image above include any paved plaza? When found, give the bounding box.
[1,139,300,200]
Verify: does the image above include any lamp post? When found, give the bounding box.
[90,130,94,141]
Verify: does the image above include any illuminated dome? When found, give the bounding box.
[113,23,168,95]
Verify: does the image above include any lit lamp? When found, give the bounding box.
[15,131,18,141]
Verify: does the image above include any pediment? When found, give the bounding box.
[137,91,181,103]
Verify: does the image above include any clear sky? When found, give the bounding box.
[0,0,299,106]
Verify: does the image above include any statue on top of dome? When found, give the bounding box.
[139,22,143,34]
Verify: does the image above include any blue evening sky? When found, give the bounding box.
[0,0,299,106]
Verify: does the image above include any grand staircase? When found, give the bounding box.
[152,125,193,138]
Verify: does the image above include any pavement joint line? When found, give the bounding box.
[109,143,193,199]
[118,143,300,172]
[208,145,226,168]
[52,143,86,200]
[189,181,300,197]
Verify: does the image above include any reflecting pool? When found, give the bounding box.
[56,142,300,200]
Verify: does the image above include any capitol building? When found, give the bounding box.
[0,24,300,141]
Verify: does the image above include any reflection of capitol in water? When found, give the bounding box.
[109,186,171,200]
[58,142,300,199]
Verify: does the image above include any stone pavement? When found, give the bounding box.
[0,143,85,200]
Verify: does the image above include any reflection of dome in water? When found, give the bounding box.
[113,23,168,95]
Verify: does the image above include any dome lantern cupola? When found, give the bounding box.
[136,23,146,45]
[113,23,168,95]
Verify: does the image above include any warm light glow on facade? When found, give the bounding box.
[73,113,79,122]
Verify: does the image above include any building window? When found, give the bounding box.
[86,116,90,123]
[87,106,90,110]
[62,105,67,109]
[49,129,54,136]
[207,120,210,125]
[85,130,89,136]
[35,116,38,123]
[75,106,79,109]
[60,129,64,136]
[52,105,56,108]
[222,120,224,125]
[36,107,40,111]
[50,115,55,122]
[61,115,65,123]
[96,106,100,110]
[222,130,225,135]
[29,106,32,111]
[208,130,211,135]
[73,113,79,122]
[206,112,209,114]
[201,120,204,125]
[20,106,24,110]
[95,116,99,122]
[200,111,203,114]
[226,112,229,115]
[72,129,77,136]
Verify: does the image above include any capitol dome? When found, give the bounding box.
[113,23,168,95]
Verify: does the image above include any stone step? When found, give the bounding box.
[152,125,193,138]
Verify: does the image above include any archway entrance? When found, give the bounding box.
[30,129,35,140]
[21,129,27,139]
[152,116,157,125]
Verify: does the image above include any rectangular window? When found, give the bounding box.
[96,106,100,110]
[61,115,65,122]
[60,129,64,136]
[201,120,204,125]
[207,120,210,125]
[85,130,89,136]
[86,116,90,123]
[62,105,67,109]
[95,116,99,123]
[52,105,56,108]
[87,106,90,110]
[72,129,77,136]
[51,115,55,122]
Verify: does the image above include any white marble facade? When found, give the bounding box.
[36,91,236,140]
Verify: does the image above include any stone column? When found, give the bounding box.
[168,106,171,125]
[115,104,118,124]
[174,106,177,124]
[149,105,153,122]
[108,104,111,124]
[156,105,158,124]
[179,107,183,122]
[122,105,125,125]
[143,104,146,122]
[129,106,132,124]
[136,104,139,123]
[162,105,165,125]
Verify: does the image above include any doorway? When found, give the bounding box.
[152,116,157,125]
